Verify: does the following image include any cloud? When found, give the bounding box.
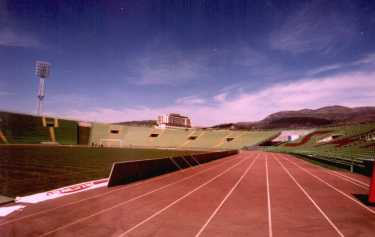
[0,91,13,96]
[306,64,344,76]
[0,82,13,96]
[126,37,208,86]
[176,96,206,105]
[0,1,41,49]
[225,44,303,85]
[51,69,375,126]
[127,39,294,89]
[0,28,41,48]
[306,53,375,76]
[270,1,357,54]
[48,93,95,105]
[213,93,227,103]
[133,58,203,86]
[352,53,375,65]
[44,93,98,114]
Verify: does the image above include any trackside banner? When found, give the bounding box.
[0,179,108,217]
[16,178,108,204]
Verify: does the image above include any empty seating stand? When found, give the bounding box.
[0,111,50,144]
[0,111,279,149]
[55,119,78,145]
[266,122,375,168]
[89,123,280,150]
[0,111,81,145]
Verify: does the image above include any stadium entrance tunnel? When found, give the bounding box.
[107,150,238,187]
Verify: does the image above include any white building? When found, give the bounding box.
[157,113,191,128]
[273,129,314,142]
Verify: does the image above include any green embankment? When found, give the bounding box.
[0,145,202,197]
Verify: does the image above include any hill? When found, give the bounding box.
[113,120,157,127]
[212,105,375,130]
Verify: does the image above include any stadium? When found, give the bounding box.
[1,1,375,236]
[0,108,375,236]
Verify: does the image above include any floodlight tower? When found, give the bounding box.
[35,61,51,115]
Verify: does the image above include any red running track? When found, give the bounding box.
[0,151,374,237]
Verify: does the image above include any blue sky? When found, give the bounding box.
[1,0,375,126]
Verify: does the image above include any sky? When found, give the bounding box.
[0,0,375,126]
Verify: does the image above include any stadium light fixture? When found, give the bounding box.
[35,61,51,116]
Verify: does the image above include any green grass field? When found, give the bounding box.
[0,145,203,197]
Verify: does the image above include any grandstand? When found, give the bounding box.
[220,130,280,150]
[149,127,189,147]
[3,110,373,161]
[89,123,279,150]
[54,119,78,145]
[0,111,278,150]
[0,111,88,145]
[78,123,91,145]
[0,111,50,144]
[263,122,375,173]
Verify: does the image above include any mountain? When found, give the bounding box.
[113,120,157,127]
[211,106,375,130]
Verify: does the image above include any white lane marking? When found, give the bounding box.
[280,155,375,216]
[117,157,249,237]
[1,154,235,227]
[265,155,273,237]
[326,171,369,190]
[272,154,344,237]
[194,154,259,237]
[284,154,369,189]
[36,156,241,237]
[331,171,369,187]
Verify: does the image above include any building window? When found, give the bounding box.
[110,130,119,134]
[188,136,197,140]
[150,133,159,137]
[226,138,234,142]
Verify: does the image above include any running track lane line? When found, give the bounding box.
[266,154,273,237]
[38,155,247,237]
[116,156,251,237]
[283,153,370,187]
[283,154,369,189]
[330,170,369,187]
[271,154,344,237]
[322,171,368,190]
[0,154,236,227]
[194,154,260,237]
[279,154,375,215]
